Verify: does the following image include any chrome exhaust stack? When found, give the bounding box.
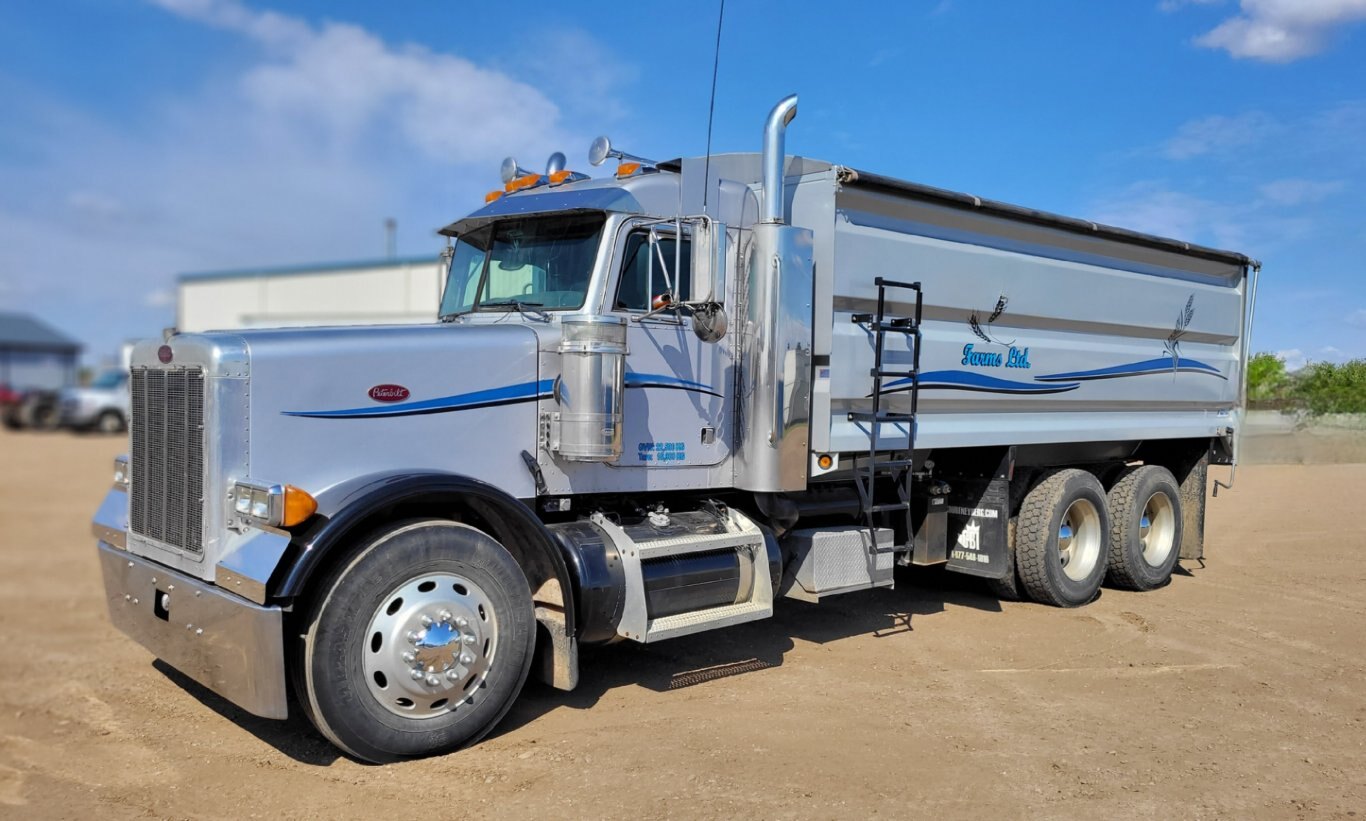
[760,94,799,224]
[737,94,814,494]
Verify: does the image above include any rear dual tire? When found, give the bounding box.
[1015,469,1111,608]
[988,465,1185,606]
[1104,465,1183,591]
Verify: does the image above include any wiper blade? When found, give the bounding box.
[479,298,545,309]
[480,298,550,322]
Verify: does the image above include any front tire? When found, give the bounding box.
[1105,465,1183,591]
[1015,469,1110,607]
[296,519,535,763]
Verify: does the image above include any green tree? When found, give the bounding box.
[1246,352,1287,402]
[1296,359,1366,415]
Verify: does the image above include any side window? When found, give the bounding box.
[615,232,691,311]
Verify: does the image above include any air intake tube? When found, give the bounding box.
[761,94,798,224]
[556,315,628,462]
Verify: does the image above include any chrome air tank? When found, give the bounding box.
[556,315,628,462]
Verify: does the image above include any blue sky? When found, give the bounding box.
[1,0,1363,368]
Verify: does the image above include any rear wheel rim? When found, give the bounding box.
[1139,492,1177,567]
[1057,498,1102,582]
[362,572,499,719]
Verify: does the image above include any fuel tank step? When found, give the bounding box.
[590,507,774,643]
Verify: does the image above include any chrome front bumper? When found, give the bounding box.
[96,541,288,719]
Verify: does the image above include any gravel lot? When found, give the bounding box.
[1,426,1363,819]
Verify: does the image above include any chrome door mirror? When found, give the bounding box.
[690,219,726,305]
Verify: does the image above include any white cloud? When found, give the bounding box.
[1319,345,1348,362]
[1276,348,1307,370]
[1257,178,1345,205]
[144,289,176,308]
[1191,0,1366,62]
[1090,177,1337,253]
[155,0,565,165]
[1161,111,1278,159]
[0,1,627,358]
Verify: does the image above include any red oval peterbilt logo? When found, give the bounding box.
[368,384,410,402]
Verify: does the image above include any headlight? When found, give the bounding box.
[113,455,130,490]
[231,480,317,528]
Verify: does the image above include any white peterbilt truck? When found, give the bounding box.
[92,95,1259,762]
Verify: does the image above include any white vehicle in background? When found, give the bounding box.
[60,369,130,433]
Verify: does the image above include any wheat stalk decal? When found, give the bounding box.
[968,293,1015,346]
[1163,294,1195,373]
[968,313,993,344]
[989,295,1008,324]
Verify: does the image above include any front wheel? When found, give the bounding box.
[294,519,535,762]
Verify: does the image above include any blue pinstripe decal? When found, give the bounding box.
[624,373,723,397]
[882,370,1081,394]
[283,379,554,419]
[1034,357,1225,383]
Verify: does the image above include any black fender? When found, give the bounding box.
[274,471,576,637]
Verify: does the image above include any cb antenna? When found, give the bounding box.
[702,0,725,214]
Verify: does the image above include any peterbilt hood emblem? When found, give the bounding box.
[368,384,411,403]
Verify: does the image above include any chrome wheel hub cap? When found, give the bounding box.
[1139,492,1177,568]
[1057,498,1102,582]
[363,572,498,718]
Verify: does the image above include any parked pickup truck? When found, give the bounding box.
[60,369,130,433]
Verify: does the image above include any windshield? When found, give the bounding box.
[90,371,126,389]
[439,213,606,318]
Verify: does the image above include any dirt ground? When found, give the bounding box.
[1,426,1364,820]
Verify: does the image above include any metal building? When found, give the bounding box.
[0,311,81,390]
[177,256,445,332]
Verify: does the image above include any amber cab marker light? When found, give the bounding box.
[282,485,318,527]
[484,189,503,203]
[615,161,641,179]
[817,454,834,470]
[548,169,573,185]
[505,173,543,194]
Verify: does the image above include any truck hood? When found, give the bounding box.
[219,322,545,501]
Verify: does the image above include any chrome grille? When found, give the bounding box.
[130,367,206,554]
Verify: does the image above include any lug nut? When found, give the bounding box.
[438,610,452,623]
[420,614,433,627]
[446,669,460,681]
[409,669,424,681]
[401,651,415,664]
[462,635,476,645]
[459,653,474,665]
[406,630,422,644]
[425,675,441,687]
[455,617,469,628]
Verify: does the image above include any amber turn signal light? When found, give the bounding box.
[281,485,318,527]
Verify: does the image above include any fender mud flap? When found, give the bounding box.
[944,477,1010,580]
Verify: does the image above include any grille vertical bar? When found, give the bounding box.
[130,367,206,554]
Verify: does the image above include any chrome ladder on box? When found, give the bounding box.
[847,277,924,553]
